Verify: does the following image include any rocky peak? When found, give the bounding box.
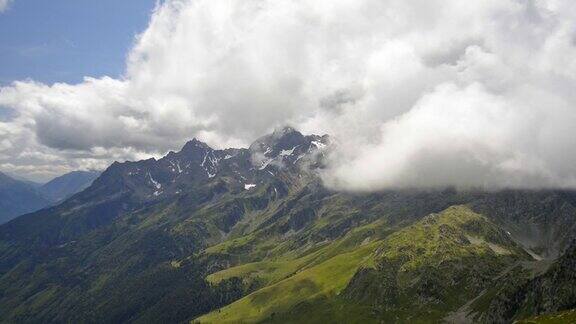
[72,128,330,204]
[248,127,329,170]
[272,126,298,137]
[180,138,212,154]
[250,127,305,155]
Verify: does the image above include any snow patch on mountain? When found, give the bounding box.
[148,172,161,189]
[279,146,297,157]
[311,141,326,149]
[257,157,273,170]
[201,152,220,178]
[295,154,306,163]
[168,160,183,174]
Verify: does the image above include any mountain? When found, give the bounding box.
[0,170,101,225]
[0,172,51,224]
[39,170,101,202]
[5,173,44,188]
[0,127,575,323]
[477,240,576,323]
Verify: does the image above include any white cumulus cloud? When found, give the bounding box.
[0,0,12,13]
[1,0,576,188]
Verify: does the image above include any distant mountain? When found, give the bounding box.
[0,170,101,224]
[5,173,44,188]
[0,127,575,323]
[0,172,51,224]
[40,170,100,202]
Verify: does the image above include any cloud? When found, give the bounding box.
[1,0,576,188]
[323,83,576,190]
[0,0,11,13]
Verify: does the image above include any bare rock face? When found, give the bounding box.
[482,240,576,323]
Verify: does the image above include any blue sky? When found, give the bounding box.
[0,0,156,86]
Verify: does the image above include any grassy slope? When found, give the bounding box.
[198,220,389,323]
[517,309,576,323]
[197,241,379,323]
[196,205,528,323]
[343,205,528,323]
[206,219,388,287]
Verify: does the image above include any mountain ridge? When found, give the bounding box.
[0,171,51,224]
[39,170,101,202]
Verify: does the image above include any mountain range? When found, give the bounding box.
[0,127,574,323]
[0,172,51,225]
[39,170,101,202]
[0,170,100,224]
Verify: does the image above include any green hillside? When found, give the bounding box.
[517,309,576,323]
[196,206,530,323]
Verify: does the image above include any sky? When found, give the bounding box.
[0,0,156,85]
[1,0,576,190]
[0,0,156,181]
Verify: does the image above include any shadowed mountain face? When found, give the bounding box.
[0,170,101,225]
[0,172,51,224]
[0,128,575,324]
[478,239,576,323]
[39,170,101,202]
